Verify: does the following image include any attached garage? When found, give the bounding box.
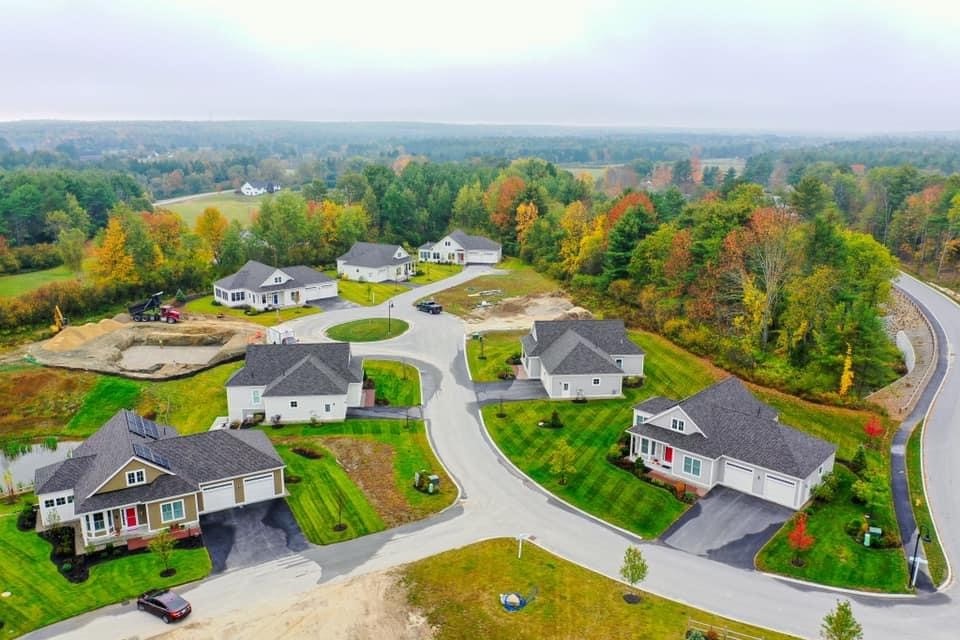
[243,473,277,504]
[201,481,237,513]
[763,474,798,508]
[723,461,755,494]
[304,282,337,301]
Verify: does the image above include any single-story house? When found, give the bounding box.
[521,319,645,399]
[626,377,836,509]
[336,242,415,283]
[418,229,501,265]
[225,342,364,423]
[239,181,281,196]
[34,410,285,550]
[213,260,337,310]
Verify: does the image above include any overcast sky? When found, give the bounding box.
[3,0,959,132]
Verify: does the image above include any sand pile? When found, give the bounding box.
[465,292,590,332]
[44,318,125,353]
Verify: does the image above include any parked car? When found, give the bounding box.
[416,300,443,314]
[137,589,192,624]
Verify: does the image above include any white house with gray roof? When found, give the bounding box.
[34,410,285,550]
[521,319,644,399]
[214,260,337,310]
[418,229,502,265]
[626,378,836,509]
[226,343,364,424]
[337,242,414,283]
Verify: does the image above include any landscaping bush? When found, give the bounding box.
[851,478,872,505]
[623,375,644,388]
[17,504,37,531]
[634,458,648,477]
[813,472,838,503]
[849,444,867,474]
[496,366,516,380]
[60,562,73,573]
[845,518,866,542]
[674,481,686,500]
[362,377,376,390]
[682,492,698,504]
[505,352,522,365]
[685,630,708,640]
[270,414,283,428]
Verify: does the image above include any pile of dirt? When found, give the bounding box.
[158,570,434,640]
[465,292,591,332]
[44,318,125,353]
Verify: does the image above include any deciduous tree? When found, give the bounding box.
[549,441,577,486]
[91,217,137,286]
[619,546,648,603]
[820,600,863,640]
[195,207,228,260]
[787,512,815,567]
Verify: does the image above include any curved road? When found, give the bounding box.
[33,268,959,639]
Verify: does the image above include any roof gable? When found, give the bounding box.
[526,320,642,375]
[226,343,362,396]
[539,330,622,375]
[337,242,412,268]
[215,260,331,293]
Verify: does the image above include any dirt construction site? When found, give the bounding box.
[463,291,593,332]
[27,315,262,379]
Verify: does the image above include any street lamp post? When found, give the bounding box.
[479,334,486,359]
[910,524,932,588]
[388,302,395,333]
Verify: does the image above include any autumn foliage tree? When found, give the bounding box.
[195,207,229,260]
[787,512,816,567]
[515,201,539,251]
[91,217,138,287]
[863,415,885,447]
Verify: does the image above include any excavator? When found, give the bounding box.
[51,305,68,333]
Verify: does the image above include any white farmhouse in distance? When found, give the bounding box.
[239,181,281,196]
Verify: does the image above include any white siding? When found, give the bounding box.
[37,490,76,527]
[541,372,623,399]
[465,249,501,264]
[613,353,644,376]
[227,385,265,422]
[216,287,307,310]
[346,382,364,407]
[336,261,413,283]
[645,407,702,436]
[523,355,542,379]
[262,395,348,423]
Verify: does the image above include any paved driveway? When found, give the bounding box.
[660,486,792,569]
[307,296,359,312]
[201,499,309,573]
[476,379,548,404]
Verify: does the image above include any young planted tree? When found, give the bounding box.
[619,545,648,604]
[820,599,863,640]
[148,528,177,577]
[863,415,885,448]
[787,512,816,567]
[548,441,577,486]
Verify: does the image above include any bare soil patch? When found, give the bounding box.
[322,436,412,527]
[0,367,94,437]
[157,570,433,640]
[464,292,592,332]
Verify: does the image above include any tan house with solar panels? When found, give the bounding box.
[34,410,285,550]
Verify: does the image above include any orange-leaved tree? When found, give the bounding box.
[787,512,816,567]
[863,415,885,448]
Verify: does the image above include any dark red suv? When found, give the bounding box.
[136,589,192,623]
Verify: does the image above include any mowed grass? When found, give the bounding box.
[483,330,721,538]
[325,273,406,306]
[326,318,409,342]
[363,359,422,406]
[0,265,79,298]
[270,419,454,543]
[466,330,526,382]
[0,496,211,637]
[410,262,462,285]
[158,192,267,227]
[757,465,910,593]
[402,538,800,640]
[907,420,948,586]
[184,294,320,326]
[59,362,242,438]
[431,258,559,317]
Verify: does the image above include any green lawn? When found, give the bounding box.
[158,192,267,227]
[483,330,721,538]
[326,318,409,342]
[0,496,211,637]
[466,330,526,382]
[0,265,78,298]
[325,272,406,306]
[907,420,948,586]
[269,419,454,544]
[183,294,320,326]
[431,258,559,317]
[402,538,799,640]
[756,465,909,593]
[363,360,422,406]
[410,263,462,285]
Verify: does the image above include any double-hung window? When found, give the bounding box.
[682,456,702,478]
[671,418,685,432]
[252,390,262,405]
[160,500,185,523]
[126,469,146,486]
[592,378,601,386]
[640,438,650,455]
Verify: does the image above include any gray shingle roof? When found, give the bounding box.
[76,474,198,513]
[626,378,835,478]
[149,430,283,485]
[226,343,362,397]
[525,320,643,375]
[337,242,411,268]
[35,456,95,494]
[448,229,501,251]
[633,396,678,415]
[214,260,332,294]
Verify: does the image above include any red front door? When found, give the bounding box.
[125,507,138,528]
[664,446,674,463]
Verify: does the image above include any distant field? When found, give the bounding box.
[701,157,746,173]
[557,163,624,179]
[0,265,78,298]
[157,192,268,227]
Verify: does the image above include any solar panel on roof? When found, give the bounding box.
[132,443,171,470]
[128,416,146,438]
[142,419,160,440]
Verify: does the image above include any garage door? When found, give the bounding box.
[724,461,755,493]
[764,474,798,508]
[243,473,277,504]
[305,283,336,301]
[201,482,237,513]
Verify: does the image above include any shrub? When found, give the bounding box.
[634,458,648,476]
[496,367,515,380]
[548,410,563,429]
[813,472,838,503]
[505,352,522,365]
[851,478,872,505]
[16,504,37,531]
[674,481,686,500]
[284,473,303,484]
[60,562,73,573]
[682,492,698,504]
[623,375,644,388]
[849,444,867,474]
[845,518,865,541]
[686,630,708,640]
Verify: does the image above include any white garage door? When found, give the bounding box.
[724,461,755,493]
[243,473,277,504]
[764,474,798,508]
[305,283,336,301]
[201,482,236,513]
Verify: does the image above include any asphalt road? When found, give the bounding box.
[32,267,960,640]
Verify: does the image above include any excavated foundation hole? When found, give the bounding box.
[119,345,224,370]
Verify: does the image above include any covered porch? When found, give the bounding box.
[78,504,150,549]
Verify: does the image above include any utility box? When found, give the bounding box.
[864,533,871,547]
[427,474,440,494]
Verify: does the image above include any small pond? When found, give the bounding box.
[119,345,223,370]
[1,441,82,489]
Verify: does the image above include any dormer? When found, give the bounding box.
[89,453,173,497]
[394,246,409,260]
[643,406,703,436]
[261,268,292,288]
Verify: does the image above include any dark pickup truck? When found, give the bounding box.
[416,300,443,314]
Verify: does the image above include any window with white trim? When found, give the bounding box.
[615,358,623,368]
[273,276,282,283]
[252,390,261,405]
[635,414,646,425]
[160,500,185,523]
[592,378,601,386]
[671,418,685,432]
[683,456,702,477]
[290,400,298,408]
[324,403,332,412]
[126,469,146,486]
[44,499,55,508]
[67,495,74,503]
[55,497,67,506]
[640,438,649,455]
